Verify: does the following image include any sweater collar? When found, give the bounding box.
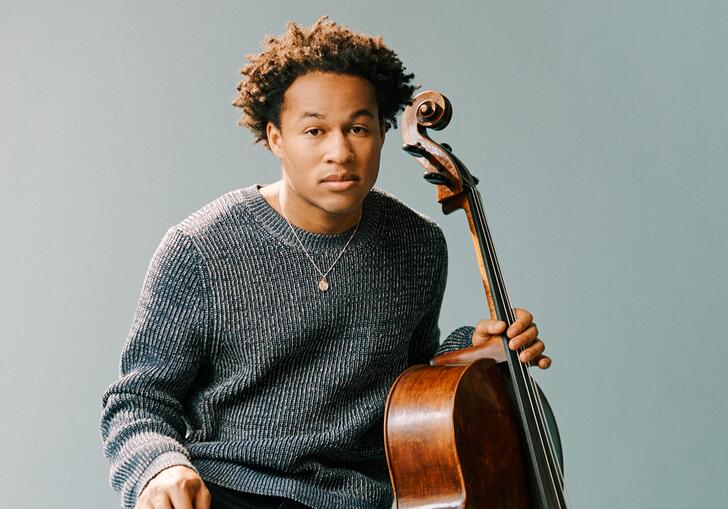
[238,184,384,252]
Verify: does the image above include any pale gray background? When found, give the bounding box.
[2,1,726,508]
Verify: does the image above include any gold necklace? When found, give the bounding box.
[280,203,362,292]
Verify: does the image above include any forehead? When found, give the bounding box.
[280,72,379,121]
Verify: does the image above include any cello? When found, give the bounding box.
[384,91,570,508]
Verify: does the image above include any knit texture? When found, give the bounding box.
[100,185,475,509]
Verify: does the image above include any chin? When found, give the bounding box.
[317,194,366,216]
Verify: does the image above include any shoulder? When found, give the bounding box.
[149,186,255,264]
[175,186,251,238]
[369,187,446,248]
[368,188,449,295]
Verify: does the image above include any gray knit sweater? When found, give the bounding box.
[100,184,475,509]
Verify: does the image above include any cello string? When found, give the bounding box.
[467,194,552,489]
[469,188,566,507]
[473,192,568,507]
[468,191,547,463]
[474,184,570,499]
[522,335,569,493]
[469,190,543,428]
[525,360,570,500]
[470,193,563,508]
[471,188,570,506]
[471,192,565,507]
[524,363,571,508]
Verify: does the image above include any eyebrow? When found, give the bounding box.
[298,108,376,121]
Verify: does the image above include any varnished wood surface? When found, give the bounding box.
[385,359,529,508]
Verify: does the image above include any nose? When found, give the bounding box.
[324,130,354,165]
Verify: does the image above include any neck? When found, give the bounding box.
[260,181,362,235]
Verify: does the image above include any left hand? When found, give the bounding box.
[432,308,551,368]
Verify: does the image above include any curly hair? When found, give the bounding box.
[232,16,417,148]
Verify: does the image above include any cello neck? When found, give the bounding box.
[462,186,516,329]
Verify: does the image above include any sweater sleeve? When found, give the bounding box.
[100,227,208,509]
[437,325,475,354]
[409,223,475,365]
[408,227,474,365]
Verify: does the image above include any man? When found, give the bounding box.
[101,17,550,509]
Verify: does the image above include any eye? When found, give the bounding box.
[350,125,369,134]
[304,128,322,137]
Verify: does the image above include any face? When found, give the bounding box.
[266,72,385,229]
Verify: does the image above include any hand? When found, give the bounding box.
[473,308,551,368]
[431,308,551,368]
[135,465,211,509]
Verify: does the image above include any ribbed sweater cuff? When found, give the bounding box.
[437,325,475,355]
[130,452,197,508]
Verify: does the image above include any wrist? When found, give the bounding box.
[132,451,196,505]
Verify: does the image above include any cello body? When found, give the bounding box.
[385,359,563,508]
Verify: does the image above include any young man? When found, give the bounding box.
[101,17,550,509]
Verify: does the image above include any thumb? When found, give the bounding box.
[472,319,506,346]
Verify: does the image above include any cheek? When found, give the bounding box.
[361,145,382,172]
[282,146,321,187]
[282,141,313,168]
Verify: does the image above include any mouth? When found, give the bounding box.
[321,173,360,182]
[320,173,360,191]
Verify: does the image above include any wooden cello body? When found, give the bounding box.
[384,92,568,508]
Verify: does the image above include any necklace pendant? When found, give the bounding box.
[318,278,329,292]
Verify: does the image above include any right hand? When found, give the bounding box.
[135,465,211,509]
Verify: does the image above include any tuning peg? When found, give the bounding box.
[441,143,452,152]
[402,143,428,157]
[423,172,454,187]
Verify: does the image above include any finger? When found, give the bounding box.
[168,489,194,509]
[193,485,212,509]
[530,355,552,369]
[508,323,538,350]
[473,319,506,339]
[507,308,533,338]
[150,496,173,509]
[518,339,545,364]
[135,493,157,509]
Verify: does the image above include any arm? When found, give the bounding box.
[408,227,473,365]
[100,227,209,509]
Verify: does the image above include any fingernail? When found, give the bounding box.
[509,340,518,349]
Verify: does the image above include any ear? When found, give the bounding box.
[266,121,283,158]
[379,122,387,147]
